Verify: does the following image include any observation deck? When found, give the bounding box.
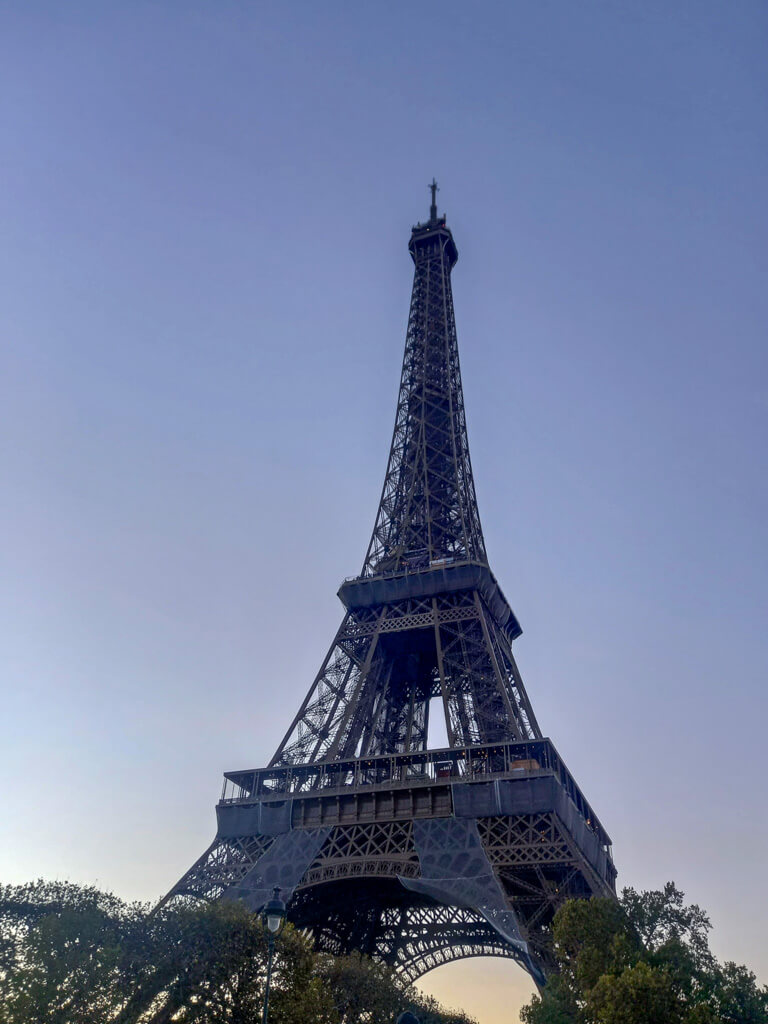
[409,213,458,267]
[338,560,522,642]
[217,738,616,891]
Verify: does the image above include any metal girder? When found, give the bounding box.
[363,223,485,576]
[272,586,540,765]
[159,833,275,909]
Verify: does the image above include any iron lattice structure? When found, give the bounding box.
[164,187,616,986]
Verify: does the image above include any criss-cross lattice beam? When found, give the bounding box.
[362,219,486,576]
[271,587,540,764]
[158,833,275,909]
[375,903,528,981]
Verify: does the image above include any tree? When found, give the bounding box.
[0,880,475,1024]
[588,961,680,1024]
[315,950,477,1024]
[0,882,336,1024]
[318,951,408,1024]
[706,961,768,1024]
[520,883,768,1024]
[551,897,638,997]
[0,880,147,1024]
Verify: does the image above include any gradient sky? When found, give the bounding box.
[1,4,766,1021]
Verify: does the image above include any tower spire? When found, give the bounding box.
[362,191,478,577]
[429,177,439,222]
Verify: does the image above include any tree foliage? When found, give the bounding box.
[0,880,475,1024]
[520,883,768,1024]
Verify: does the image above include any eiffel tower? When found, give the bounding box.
[163,183,616,985]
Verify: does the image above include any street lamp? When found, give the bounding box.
[261,886,286,1024]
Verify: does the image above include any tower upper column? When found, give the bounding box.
[361,187,486,577]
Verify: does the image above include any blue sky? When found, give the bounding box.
[1,3,766,1020]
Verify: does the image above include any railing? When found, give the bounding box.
[349,555,474,584]
[219,738,612,856]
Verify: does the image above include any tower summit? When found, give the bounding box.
[163,190,616,985]
[429,177,439,222]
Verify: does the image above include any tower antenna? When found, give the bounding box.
[429,178,439,221]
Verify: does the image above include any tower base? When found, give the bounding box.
[163,739,615,985]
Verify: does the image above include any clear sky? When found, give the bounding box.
[1,3,766,1021]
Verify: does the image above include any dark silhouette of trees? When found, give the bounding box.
[521,883,768,1024]
[0,881,475,1024]
[4,878,762,1023]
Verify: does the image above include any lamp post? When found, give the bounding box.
[261,886,286,1024]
